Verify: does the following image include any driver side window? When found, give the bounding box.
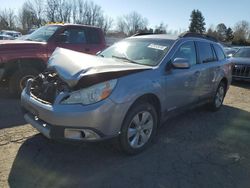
[173,41,197,66]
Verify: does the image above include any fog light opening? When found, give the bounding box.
[64,129,100,140]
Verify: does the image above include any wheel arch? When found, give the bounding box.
[124,93,162,127]
[3,58,46,81]
[220,77,228,90]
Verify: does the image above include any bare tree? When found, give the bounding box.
[154,23,168,34]
[57,0,72,22]
[71,0,112,33]
[0,8,16,30]
[116,16,126,34]
[233,20,250,43]
[116,11,148,36]
[46,0,60,22]
[97,15,113,34]
[18,0,45,31]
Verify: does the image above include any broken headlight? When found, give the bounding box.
[61,79,117,105]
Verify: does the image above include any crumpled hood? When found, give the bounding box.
[230,57,250,65]
[48,48,152,88]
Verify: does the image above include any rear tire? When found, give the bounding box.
[208,81,226,111]
[119,102,158,155]
[9,68,39,97]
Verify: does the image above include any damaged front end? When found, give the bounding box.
[25,48,152,105]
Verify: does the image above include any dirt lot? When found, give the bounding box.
[0,82,250,188]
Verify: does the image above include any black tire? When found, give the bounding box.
[119,102,158,155]
[9,68,39,97]
[208,81,226,111]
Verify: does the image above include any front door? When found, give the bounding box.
[164,41,201,112]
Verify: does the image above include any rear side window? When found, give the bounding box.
[85,28,102,44]
[213,44,226,61]
[196,41,215,63]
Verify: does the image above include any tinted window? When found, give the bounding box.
[233,48,250,58]
[213,44,226,60]
[197,42,215,63]
[86,28,101,44]
[63,28,86,44]
[173,41,197,66]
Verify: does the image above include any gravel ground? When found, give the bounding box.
[0,82,250,188]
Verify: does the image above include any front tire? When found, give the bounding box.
[119,102,158,155]
[9,68,39,97]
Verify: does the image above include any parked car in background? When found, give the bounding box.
[21,33,232,154]
[0,34,14,40]
[224,47,239,57]
[230,47,250,81]
[0,30,22,39]
[0,24,106,95]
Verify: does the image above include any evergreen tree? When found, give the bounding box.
[226,27,234,42]
[189,9,206,34]
[216,23,227,41]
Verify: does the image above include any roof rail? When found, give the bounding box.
[179,32,218,42]
[132,32,154,37]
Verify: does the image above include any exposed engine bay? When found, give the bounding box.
[30,71,69,104]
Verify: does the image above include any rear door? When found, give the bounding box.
[195,41,219,99]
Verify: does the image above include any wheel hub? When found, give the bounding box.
[127,111,154,149]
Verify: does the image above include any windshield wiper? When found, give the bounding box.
[112,55,138,64]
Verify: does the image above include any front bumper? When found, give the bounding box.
[21,89,130,141]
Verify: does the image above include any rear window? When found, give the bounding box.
[196,41,216,63]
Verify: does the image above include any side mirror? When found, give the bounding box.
[172,58,190,69]
[55,34,67,43]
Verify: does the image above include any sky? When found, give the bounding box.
[1,0,250,31]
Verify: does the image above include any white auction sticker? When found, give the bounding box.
[148,44,167,50]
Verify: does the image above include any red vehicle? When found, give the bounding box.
[0,24,106,95]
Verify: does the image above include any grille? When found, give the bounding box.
[232,64,250,78]
[30,71,69,104]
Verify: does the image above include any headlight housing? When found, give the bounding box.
[61,79,117,105]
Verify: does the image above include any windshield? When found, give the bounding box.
[100,38,174,66]
[25,25,61,42]
[233,48,250,58]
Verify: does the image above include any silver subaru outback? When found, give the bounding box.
[21,33,232,154]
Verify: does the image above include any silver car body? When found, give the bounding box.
[21,34,232,141]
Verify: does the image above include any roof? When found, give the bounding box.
[129,34,179,40]
[46,23,101,29]
[129,32,219,42]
